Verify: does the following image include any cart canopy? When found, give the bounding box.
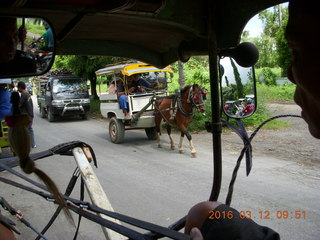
[95,62,173,77]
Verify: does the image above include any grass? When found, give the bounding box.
[25,23,46,35]
[257,83,295,102]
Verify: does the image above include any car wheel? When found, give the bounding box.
[39,105,46,118]
[47,107,57,122]
[109,117,125,144]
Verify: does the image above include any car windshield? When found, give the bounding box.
[26,83,32,90]
[52,78,87,94]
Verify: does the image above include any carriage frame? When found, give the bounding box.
[95,62,173,143]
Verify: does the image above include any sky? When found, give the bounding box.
[244,15,263,38]
[243,2,288,38]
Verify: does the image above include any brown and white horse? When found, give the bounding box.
[154,84,206,157]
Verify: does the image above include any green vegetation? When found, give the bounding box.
[47,3,294,132]
[17,18,46,35]
[257,83,295,102]
[90,99,101,113]
[25,22,45,35]
[53,56,127,99]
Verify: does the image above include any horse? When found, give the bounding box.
[154,84,206,157]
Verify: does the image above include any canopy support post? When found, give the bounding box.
[207,2,222,202]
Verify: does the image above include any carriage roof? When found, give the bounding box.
[95,62,173,77]
[1,0,285,69]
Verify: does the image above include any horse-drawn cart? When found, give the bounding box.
[95,62,173,143]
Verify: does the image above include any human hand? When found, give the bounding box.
[0,214,20,234]
[138,86,146,93]
[190,227,204,240]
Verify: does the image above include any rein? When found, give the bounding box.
[223,114,303,207]
[177,97,193,116]
[0,142,190,240]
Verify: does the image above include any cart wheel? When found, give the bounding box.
[40,105,46,118]
[47,107,57,122]
[109,117,125,143]
[145,127,157,140]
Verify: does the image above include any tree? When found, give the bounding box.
[54,55,125,99]
[259,5,284,38]
[241,30,250,41]
[275,8,290,76]
[247,4,289,71]
[178,61,185,88]
[230,58,244,99]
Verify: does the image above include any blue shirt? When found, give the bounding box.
[0,89,12,119]
[42,28,54,48]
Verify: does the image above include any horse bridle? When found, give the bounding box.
[179,86,205,115]
[153,85,205,119]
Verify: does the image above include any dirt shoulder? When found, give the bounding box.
[222,102,320,165]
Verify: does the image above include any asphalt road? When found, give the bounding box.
[0,98,319,240]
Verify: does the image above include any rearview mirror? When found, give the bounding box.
[220,57,257,119]
[0,16,55,78]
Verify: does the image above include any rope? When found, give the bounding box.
[225,114,302,206]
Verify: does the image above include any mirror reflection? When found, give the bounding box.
[0,16,54,77]
[220,57,256,119]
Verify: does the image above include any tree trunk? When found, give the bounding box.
[178,61,185,88]
[277,5,282,27]
[90,76,99,100]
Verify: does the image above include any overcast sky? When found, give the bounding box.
[243,2,288,38]
[244,15,263,38]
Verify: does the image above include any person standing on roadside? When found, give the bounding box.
[17,81,36,148]
[0,78,12,120]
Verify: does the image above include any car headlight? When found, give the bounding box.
[81,99,90,104]
[51,100,64,106]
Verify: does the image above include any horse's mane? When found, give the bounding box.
[181,84,200,95]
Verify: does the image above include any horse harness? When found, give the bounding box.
[154,86,204,122]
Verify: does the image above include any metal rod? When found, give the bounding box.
[131,95,155,125]
[207,1,222,201]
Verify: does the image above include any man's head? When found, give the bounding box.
[0,17,19,63]
[17,81,26,92]
[132,74,141,81]
[286,0,320,138]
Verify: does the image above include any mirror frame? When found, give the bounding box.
[219,56,257,119]
[0,15,55,78]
